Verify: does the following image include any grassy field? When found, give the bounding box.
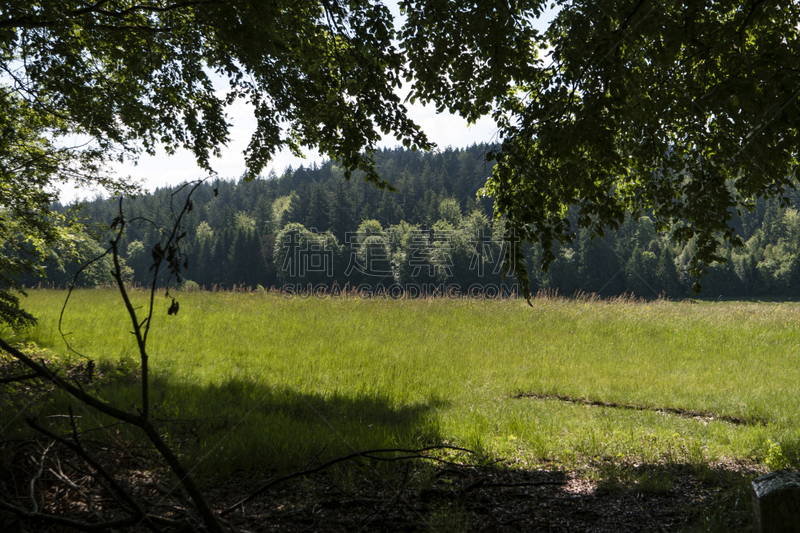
[4,288,799,483]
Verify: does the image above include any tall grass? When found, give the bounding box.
[5,289,799,476]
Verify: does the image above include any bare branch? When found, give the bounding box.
[222,445,475,516]
[29,440,53,513]
[0,371,40,384]
[25,414,164,533]
[0,338,141,426]
[0,498,141,532]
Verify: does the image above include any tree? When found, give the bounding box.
[0,184,231,532]
[5,1,800,315]
[1,0,432,325]
[0,95,91,326]
[286,183,311,227]
[125,240,150,284]
[654,244,683,297]
[438,198,463,227]
[330,181,357,243]
[402,0,800,295]
[227,228,269,288]
[305,183,332,232]
[274,222,342,287]
[579,229,625,296]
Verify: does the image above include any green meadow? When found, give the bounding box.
[4,289,800,478]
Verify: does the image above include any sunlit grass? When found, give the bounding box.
[5,289,800,477]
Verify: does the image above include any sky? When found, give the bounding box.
[57,3,556,203]
[62,88,504,202]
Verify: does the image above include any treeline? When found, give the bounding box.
[26,144,800,299]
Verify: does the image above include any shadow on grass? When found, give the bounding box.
[137,373,451,476]
[587,461,758,532]
[3,357,766,532]
[205,455,760,532]
[139,373,761,532]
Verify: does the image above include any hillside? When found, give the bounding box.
[31,145,800,299]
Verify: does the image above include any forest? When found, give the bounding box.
[28,144,800,300]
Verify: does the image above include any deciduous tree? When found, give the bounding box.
[1,0,430,324]
[402,0,800,294]
[4,0,800,318]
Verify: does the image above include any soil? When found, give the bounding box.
[211,457,764,533]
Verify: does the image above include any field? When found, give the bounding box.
[3,289,800,531]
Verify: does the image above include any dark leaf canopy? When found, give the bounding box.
[1,0,431,184]
[3,0,800,325]
[1,0,433,325]
[401,0,800,295]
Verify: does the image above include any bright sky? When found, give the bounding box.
[74,87,504,202]
[58,3,556,203]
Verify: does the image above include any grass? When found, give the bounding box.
[3,289,800,481]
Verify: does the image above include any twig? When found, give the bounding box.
[221,445,474,516]
[0,372,41,384]
[26,415,163,533]
[29,440,53,513]
[47,466,105,521]
[0,339,140,424]
[0,498,142,532]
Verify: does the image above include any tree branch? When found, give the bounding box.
[222,445,475,516]
[618,0,650,34]
[0,1,220,30]
[0,498,141,532]
[0,371,40,384]
[77,0,220,19]
[25,413,163,533]
[0,338,141,426]
[738,0,767,45]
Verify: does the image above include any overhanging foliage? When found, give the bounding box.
[402,0,800,294]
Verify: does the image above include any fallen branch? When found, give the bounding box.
[0,371,40,384]
[221,444,474,516]
[26,411,162,532]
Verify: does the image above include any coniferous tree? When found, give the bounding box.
[330,182,356,243]
[624,247,660,298]
[211,229,234,287]
[654,244,683,298]
[226,229,268,289]
[545,246,581,296]
[286,184,310,226]
[261,233,278,289]
[579,231,625,296]
[193,236,214,288]
[126,240,150,285]
[306,183,331,233]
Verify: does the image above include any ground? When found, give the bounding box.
[0,416,765,532]
[204,457,762,533]
[0,313,780,532]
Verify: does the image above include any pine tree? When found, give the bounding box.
[330,182,356,243]
[654,244,683,298]
[194,237,214,288]
[579,231,625,296]
[286,183,310,226]
[305,183,331,233]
